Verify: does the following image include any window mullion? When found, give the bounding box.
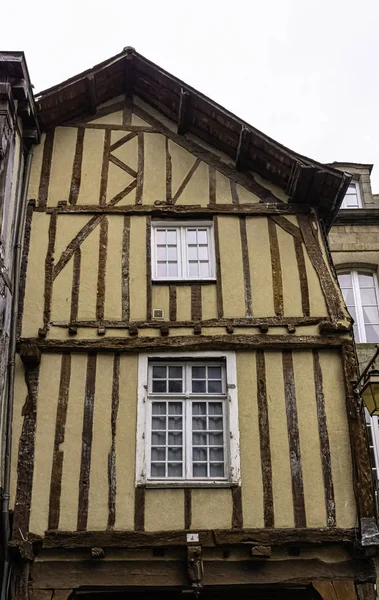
[181,227,187,279]
[186,397,192,480]
[353,270,366,342]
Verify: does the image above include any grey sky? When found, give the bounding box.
[3,0,379,190]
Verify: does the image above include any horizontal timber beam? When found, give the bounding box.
[42,527,356,549]
[18,334,349,354]
[43,203,311,216]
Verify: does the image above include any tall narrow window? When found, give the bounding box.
[338,270,379,342]
[341,182,362,209]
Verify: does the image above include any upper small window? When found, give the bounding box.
[151,222,215,281]
[341,182,362,209]
[338,270,379,342]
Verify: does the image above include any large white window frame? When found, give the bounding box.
[151,221,216,282]
[136,351,240,488]
[338,269,379,343]
[341,181,362,209]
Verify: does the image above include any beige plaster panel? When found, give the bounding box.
[215,172,233,204]
[292,351,326,527]
[176,286,191,321]
[77,225,100,321]
[104,215,123,320]
[77,128,105,205]
[91,111,123,126]
[152,285,169,320]
[22,212,50,337]
[320,351,356,528]
[133,97,177,133]
[10,357,28,509]
[201,284,217,320]
[145,489,184,531]
[276,225,302,317]
[218,216,245,317]
[107,131,137,205]
[236,352,264,527]
[29,354,61,535]
[169,141,208,206]
[87,354,114,530]
[191,488,232,529]
[28,133,44,200]
[303,245,328,317]
[48,127,77,206]
[115,353,138,529]
[131,113,152,127]
[143,133,166,204]
[129,216,147,320]
[51,258,73,323]
[236,184,260,204]
[59,354,87,530]
[332,251,379,269]
[265,350,293,527]
[246,217,275,317]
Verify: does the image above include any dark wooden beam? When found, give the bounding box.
[124,50,136,100]
[177,88,190,135]
[235,126,251,171]
[86,74,97,115]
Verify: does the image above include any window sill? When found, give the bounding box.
[138,481,238,489]
[152,279,216,286]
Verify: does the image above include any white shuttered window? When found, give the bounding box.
[338,270,379,342]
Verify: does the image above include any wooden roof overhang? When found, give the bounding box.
[0,51,40,144]
[35,48,350,229]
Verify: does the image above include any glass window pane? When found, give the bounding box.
[342,288,355,305]
[338,273,352,288]
[197,230,207,244]
[192,417,207,430]
[193,432,207,445]
[359,273,375,287]
[152,432,166,445]
[168,448,182,461]
[209,417,223,430]
[193,367,206,378]
[210,464,224,477]
[153,366,166,378]
[157,246,166,260]
[348,306,357,322]
[168,380,182,393]
[151,463,165,477]
[198,245,208,260]
[157,262,167,277]
[363,306,379,324]
[208,380,222,393]
[168,262,178,277]
[193,447,207,461]
[208,367,222,379]
[209,432,223,445]
[168,432,182,445]
[156,230,166,244]
[151,447,166,461]
[192,402,206,415]
[188,246,198,260]
[168,417,182,430]
[199,261,210,277]
[169,366,182,379]
[168,463,182,477]
[166,230,177,244]
[210,447,224,461]
[187,230,197,244]
[188,262,199,277]
[152,417,166,430]
[167,246,177,260]
[152,402,166,415]
[168,402,182,415]
[152,380,166,393]
[193,463,207,477]
[365,325,379,343]
[361,289,378,305]
[209,402,223,415]
[192,380,206,393]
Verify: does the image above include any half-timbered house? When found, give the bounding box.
[6,48,379,600]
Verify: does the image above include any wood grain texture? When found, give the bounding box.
[107,353,120,529]
[294,238,310,317]
[38,130,55,208]
[268,218,283,317]
[17,201,34,338]
[48,354,72,530]
[298,214,343,322]
[313,580,358,600]
[122,96,133,126]
[121,216,130,321]
[184,488,191,530]
[230,180,239,205]
[169,286,177,321]
[146,217,152,320]
[43,213,57,328]
[135,132,144,204]
[68,127,85,205]
[109,154,137,179]
[191,285,202,321]
[356,583,377,600]
[134,487,145,531]
[213,216,223,319]
[110,131,137,153]
[70,249,81,324]
[12,365,40,539]
[282,350,306,528]
[313,350,336,527]
[165,137,172,204]
[77,354,97,531]
[239,216,252,317]
[256,350,274,528]
[270,215,302,240]
[232,486,243,529]
[53,215,104,280]
[99,129,111,205]
[96,216,108,321]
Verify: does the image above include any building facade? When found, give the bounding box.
[4,49,379,600]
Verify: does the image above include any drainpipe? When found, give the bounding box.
[1,145,33,600]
